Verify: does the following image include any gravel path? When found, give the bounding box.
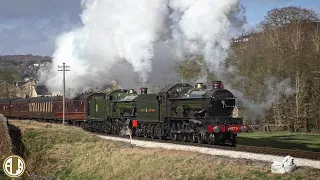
[98,135,320,169]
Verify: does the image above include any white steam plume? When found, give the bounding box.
[224,78,294,121]
[39,0,169,96]
[39,0,293,121]
[168,0,244,77]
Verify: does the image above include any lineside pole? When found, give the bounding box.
[58,63,70,125]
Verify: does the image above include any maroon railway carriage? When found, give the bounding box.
[29,96,59,120]
[53,93,105,124]
[53,97,86,122]
[53,93,106,125]
[10,98,30,119]
[0,99,15,117]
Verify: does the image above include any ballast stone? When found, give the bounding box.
[271,155,297,174]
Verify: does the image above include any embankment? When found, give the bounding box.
[0,115,26,179]
[0,114,25,159]
[6,120,320,180]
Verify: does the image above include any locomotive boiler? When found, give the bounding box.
[169,81,236,118]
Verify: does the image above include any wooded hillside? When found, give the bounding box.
[177,6,320,132]
[0,54,52,81]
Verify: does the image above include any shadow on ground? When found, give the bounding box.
[237,135,320,152]
[8,123,26,158]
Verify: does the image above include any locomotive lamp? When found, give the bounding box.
[140,87,148,94]
[213,126,221,133]
[241,126,248,132]
[212,81,224,89]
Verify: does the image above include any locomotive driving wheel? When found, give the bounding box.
[150,125,156,139]
[197,133,205,144]
[170,132,178,141]
[190,133,198,143]
[143,127,148,138]
[182,134,189,142]
[155,124,164,140]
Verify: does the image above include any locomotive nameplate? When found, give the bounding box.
[140,108,155,112]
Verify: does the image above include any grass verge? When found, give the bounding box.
[238,132,320,152]
[3,120,320,180]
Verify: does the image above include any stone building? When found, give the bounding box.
[0,79,51,98]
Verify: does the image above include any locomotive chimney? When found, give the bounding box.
[212,81,223,89]
[140,87,148,94]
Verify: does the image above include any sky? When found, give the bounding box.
[0,0,319,56]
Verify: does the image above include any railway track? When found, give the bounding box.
[93,132,320,161]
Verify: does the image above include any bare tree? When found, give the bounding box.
[260,6,319,29]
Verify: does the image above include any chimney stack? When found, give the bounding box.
[140,87,148,94]
[212,81,223,89]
